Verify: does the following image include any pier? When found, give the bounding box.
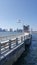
[0,32,32,65]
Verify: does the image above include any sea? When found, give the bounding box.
[0,32,21,37]
[0,31,23,42]
[13,33,37,65]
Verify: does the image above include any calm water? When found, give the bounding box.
[0,32,22,37]
[13,33,37,65]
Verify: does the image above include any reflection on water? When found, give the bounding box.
[13,33,37,65]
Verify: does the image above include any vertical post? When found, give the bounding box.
[16,38,18,45]
[0,42,1,55]
[9,40,11,50]
[21,37,23,43]
[24,36,25,41]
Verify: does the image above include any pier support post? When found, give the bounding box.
[16,38,18,45]
[0,43,1,55]
[9,40,11,50]
[21,37,23,43]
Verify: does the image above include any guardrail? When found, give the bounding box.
[0,32,30,60]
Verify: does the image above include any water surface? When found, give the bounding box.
[13,33,37,65]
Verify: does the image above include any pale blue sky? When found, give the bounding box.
[0,0,37,30]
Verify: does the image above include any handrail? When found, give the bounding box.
[0,36,24,55]
[0,32,30,59]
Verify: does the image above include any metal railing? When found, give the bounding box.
[0,32,30,59]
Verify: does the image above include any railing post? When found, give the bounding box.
[0,42,1,55]
[21,37,23,43]
[24,36,25,41]
[9,40,11,50]
[16,38,18,45]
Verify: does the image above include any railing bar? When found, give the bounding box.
[1,49,9,54]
